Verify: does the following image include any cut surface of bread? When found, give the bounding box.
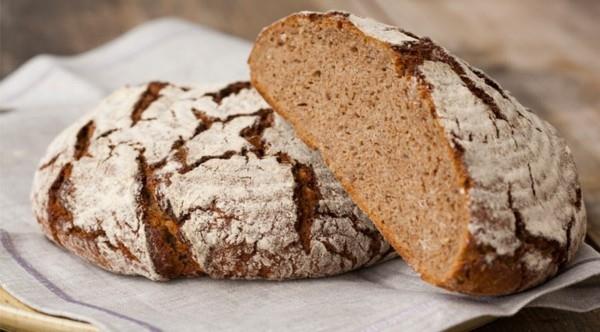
[30,81,394,281]
[249,11,587,295]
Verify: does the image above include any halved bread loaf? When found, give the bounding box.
[249,11,587,295]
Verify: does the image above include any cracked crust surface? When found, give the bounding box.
[31,81,394,281]
[248,11,587,295]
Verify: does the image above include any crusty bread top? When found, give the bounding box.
[31,81,393,280]
[251,11,587,285]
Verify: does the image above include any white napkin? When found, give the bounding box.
[0,18,598,332]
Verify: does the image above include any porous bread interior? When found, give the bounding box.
[250,15,471,283]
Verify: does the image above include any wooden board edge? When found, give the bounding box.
[0,288,97,332]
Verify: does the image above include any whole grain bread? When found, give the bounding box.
[31,81,394,280]
[248,11,587,295]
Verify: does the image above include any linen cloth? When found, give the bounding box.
[0,18,599,332]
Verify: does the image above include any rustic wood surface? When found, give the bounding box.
[0,0,599,331]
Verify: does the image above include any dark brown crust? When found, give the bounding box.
[46,163,73,245]
[239,109,275,157]
[291,163,322,254]
[203,81,251,104]
[469,65,509,99]
[97,128,119,139]
[131,81,205,278]
[276,150,383,265]
[46,163,117,270]
[73,121,96,160]
[391,38,508,122]
[449,181,570,295]
[48,120,95,245]
[191,107,272,128]
[131,81,168,126]
[38,153,61,170]
[135,151,204,279]
[179,108,275,174]
[178,150,238,175]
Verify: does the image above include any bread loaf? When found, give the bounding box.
[249,11,587,295]
[31,81,394,280]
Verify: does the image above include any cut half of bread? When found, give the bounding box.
[249,11,587,295]
[31,81,394,281]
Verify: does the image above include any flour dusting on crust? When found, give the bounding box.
[340,12,587,289]
[31,81,393,280]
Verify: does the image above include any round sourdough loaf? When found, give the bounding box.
[249,11,587,295]
[31,81,394,281]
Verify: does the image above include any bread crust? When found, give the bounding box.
[31,81,394,280]
[249,11,587,295]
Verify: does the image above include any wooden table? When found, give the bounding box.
[1,0,599,331]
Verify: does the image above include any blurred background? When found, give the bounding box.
[1,0,599,330]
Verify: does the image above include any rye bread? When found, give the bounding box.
[248,11,587,295]
[31,81,394,281]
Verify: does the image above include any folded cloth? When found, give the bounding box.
[0,18,598,332]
